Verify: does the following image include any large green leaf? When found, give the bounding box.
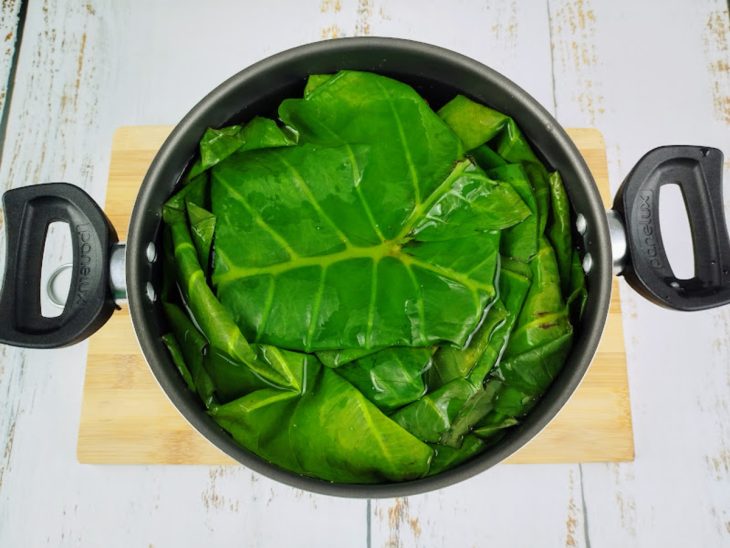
[211,73,531,352]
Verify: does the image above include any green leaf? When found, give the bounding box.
[204,349,270,403]
[439,381,503,447]
[493,119,541,165]
[547,171,573,294]
[210,387,304,474]
[410,165,531,241]
[164,199,305,391]
[189,116,296,178]
[488,164,539,261]
[470,144,507,170]
[427,435,485,476]
[162,71,582,481]
[186,202,216,273]
[473,412,519,438]
[161,226,177,303]
[303,74,334,97]
[427,301,507,390]
[495,332,573,401]
[502,239,572,359]
[480,239,574,421]
[438,95,507,150]
[522,163,551,237]
[163,303,216,408]
[391,378,478,443]
[163,200,256,365]
[279,71,464,237]
[466,265,532,385]
[336,347,433,412]
[200,125,247,172]
[161,333,195,392]
[437,94,542,166]
[316,347,383,368]
[239,116,297,150]
[289,367,433,483]
[567,249,587,323]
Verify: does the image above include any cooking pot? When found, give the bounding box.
[1,38,728,497]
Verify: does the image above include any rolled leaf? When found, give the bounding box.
[439,381,503,448]
[427,435,485,476]
[427,301,507,390]
[567,249,587,323]
[186,202,216,272]
[470,144,507,169]
[547,171,573,294]
[161,333,195,392]
[163,303,216,408]
[391,378,478,443]
[438,95,507,150]
[466,265,532,385]
[488,164,539,262]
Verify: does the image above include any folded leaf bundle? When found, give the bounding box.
[160,71,586,483]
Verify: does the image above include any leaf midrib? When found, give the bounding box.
[215,242,493,296]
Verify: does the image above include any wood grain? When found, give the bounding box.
[77,125,634,465]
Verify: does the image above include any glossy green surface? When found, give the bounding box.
[160,71,584,483]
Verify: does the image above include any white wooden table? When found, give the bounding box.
[0,1,729,546]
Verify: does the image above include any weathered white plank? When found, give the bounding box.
[549,0,730,546]
[0,0,23,122]
[0,1,368,547]
[0,0,28,534]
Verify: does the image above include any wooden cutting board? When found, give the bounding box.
[77,126,634,465]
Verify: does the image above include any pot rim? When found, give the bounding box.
[127,36,613,498]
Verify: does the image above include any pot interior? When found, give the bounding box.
[128,38,612,497]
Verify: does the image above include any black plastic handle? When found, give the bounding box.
[613,146,730,311]
[0,183,118,348]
